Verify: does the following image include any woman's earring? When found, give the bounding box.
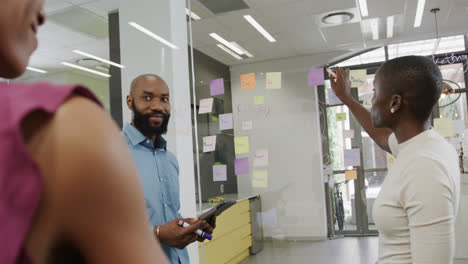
[390,108,395,114]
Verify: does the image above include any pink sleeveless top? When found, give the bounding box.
[0,82,101,264]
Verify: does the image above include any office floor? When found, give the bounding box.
[239,237,379,264]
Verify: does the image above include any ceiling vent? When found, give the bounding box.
[198,0,249,14]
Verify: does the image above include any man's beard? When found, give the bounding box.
[132,102,170,138]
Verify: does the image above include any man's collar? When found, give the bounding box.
[123,123,167,150]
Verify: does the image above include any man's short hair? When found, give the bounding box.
[130,74,165,96]
[379,55,443,121]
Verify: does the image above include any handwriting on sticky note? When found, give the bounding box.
[241,72,256,90]
[199,98,214,114]
[219,113,233,130]
[336,113,347,122]
[345,170,357,181]
[349,69,368,87]
[254,96,264,105]
[235,157,249,175]
[252,170,268,188]
[234,136,250,154]
[253,149,269,167]
[363,98,372,109]
[266,72,281,89]
[308,68,324,86]
[210,78,224,96]
[203,136,216,152]
[344,148,361,167]
[434,118,454,137]
[213,164,227,182]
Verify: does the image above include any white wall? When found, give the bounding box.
[118,0,199,262]
[230,51,346,240]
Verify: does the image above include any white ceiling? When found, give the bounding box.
[23,0,468,78]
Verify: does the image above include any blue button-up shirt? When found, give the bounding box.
[122,123,189,264]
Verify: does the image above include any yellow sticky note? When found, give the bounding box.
[241,72,256,90]
[434,118,454,137]
[349,69,368,87]
[336,113,347,122]
[252,170,268,188]
[363,98,372,109]
[386,153,396,171]
[254,96,264,105]
[234,136,250,154]
[345,170,358,181]
[266,72,281,89]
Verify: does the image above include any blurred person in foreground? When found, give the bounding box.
[0,0,168,263]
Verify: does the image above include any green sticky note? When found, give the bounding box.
[234,136,250,154]
[252,170,268,188]
[336,113,347,122]
[211,116,219,122]
[254,96,264,105]
[214,162,223,165]
[363,98,372,109]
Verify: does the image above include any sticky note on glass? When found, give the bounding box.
[336,113,347,122]
[308,68,324,86]
[386,153,396,170]
[234,136,250,154]
[343,130,355,139]
[219,113,233,130]
[252,170,268,188]
[241,72,256,90]
[253,149,269,167]
[210,78,224,96]
[349,69,368,87]
[198,98,214,114]
[242,120,253,130]
[235,157,249,175]
[345,170,358,181]
[453,119,465,135]
[211,116,219,122]
[202,136,216,152]
[323,164,333,177]
[434,118,454,137]
[266,72,281,89]
[363,98,372,109]
[344,148,361,167]
[254,96,264,105]
[213,164,227,182]
[327,88,342,105]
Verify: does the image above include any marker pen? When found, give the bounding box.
[177,220,213,240]
[327,68,336,77]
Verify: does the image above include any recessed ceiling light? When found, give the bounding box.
[358,0,369,17]
[243,15,276,42]
[217,44,243,60]
[322,12,354,25]
[414,0,426,27]
[230,42,253,58]
[387,16,394,38]
[26,66,47,74]
[73,50,125,68]
[209,33,244,55]
[61,62,111,78]
[129,22,179,50]
[185,8,201,20]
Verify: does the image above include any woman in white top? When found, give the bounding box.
[330,56,460,264]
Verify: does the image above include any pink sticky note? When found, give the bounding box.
[235,158,249,175]
[213,165,227,182]
[210,78,224,96]
[308,68,324,86]
[219,113,233,130]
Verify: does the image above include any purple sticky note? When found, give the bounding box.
[235,157,249,175]
[308,68,325,87]
[344,148,361,167]
[219,113,233,130]
[210,78,224,96]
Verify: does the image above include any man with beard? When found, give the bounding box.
[122,74,216,263]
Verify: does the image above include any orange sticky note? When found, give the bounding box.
[345,170,357,181]
[241,72,256,90]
